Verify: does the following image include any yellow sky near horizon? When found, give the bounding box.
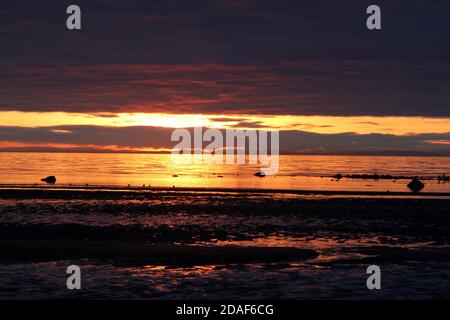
[1,111,450,135]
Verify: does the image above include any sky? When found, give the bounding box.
[1,0,449,154]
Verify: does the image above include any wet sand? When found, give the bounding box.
[1,184,450,199]
[1,185,450,298]
[0,240,317,264]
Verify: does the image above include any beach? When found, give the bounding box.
[1,185,450,299]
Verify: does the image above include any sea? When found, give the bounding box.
[1,153,449,192]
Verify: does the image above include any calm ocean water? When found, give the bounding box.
[0,152,449,192]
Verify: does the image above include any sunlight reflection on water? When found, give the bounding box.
[1,153,450,192]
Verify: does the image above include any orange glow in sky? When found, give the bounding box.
[3,111,450,135]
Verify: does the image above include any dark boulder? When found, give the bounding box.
[41,176,56,184]
[254,171,266,177]
[333,173,343,180]
[407,178,424,192]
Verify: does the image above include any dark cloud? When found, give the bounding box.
[0,125,173,149]
[280,130,450,154]
[1,61,449,116]
[1,0,449,117]
[1,125,450,155]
